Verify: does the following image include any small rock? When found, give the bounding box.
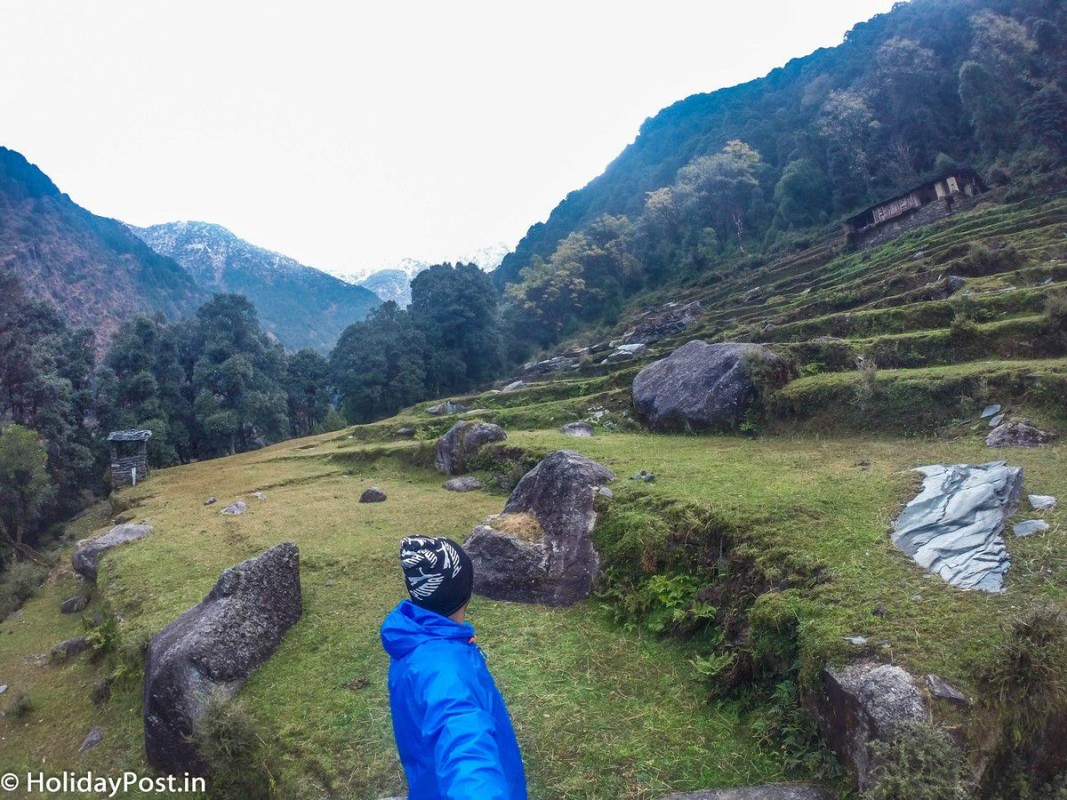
[911,594,922,601]
[220,500,247,515]
[51,636,90,662]
[631,470,655,482]
[980,404,1001,419]
[560,421,594,438]
[434,421,507,475]
[252,491,267,501]
[988,413,1005,427]
[393,427,416,438]
[443,477,483,493]
[1014,519,1050,537]
[502,380,525,392]
[91,678,111,705]
[872,606,888,618]
[844,636,868,646]
[78,727,104,753]
[597,486,614,499]
[359,487,387,503]
[60,595,89,614]
[926,674,968,706]
[203,497,217,506]
[1029,494,1057,511]
[427,400,467,416]
[0,684,7,695]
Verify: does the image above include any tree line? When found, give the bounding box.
[0,263,503,564]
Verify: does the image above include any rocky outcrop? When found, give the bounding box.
[434,421,507,475]
[143,542,302,775]
[632,341,787,432]
[621,300,704,346]
[443,477,483,492]
[427,400,467,416]
[72,523,153,580]
[807,662,927,789]
[891,462,1023,592]
[658,787,829,800]
[986,420,1057,448]
[466,450,615,606]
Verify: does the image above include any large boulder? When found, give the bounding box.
[891,462,1023,592]
[806,662,927,789]
[465,450,615,606]
[632,340,787,432]
[143,542,302,775]
[72,523,153,580]
[434,421,507,475]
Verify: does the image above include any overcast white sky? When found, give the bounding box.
[1,0,901,276]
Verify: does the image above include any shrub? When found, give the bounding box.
[191,693,275,799]
[6,690,34,719]
[0,559,48,617]
[863,720,969,800]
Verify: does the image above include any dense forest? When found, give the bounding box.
[2,0,1066,567]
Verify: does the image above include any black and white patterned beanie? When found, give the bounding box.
[399,536,474,617]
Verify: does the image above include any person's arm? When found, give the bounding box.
[420,662,510,800]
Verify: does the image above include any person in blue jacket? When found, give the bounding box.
[381,535,527,800]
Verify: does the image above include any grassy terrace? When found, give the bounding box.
[1,421,1063,798]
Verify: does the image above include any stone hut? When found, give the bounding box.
[845,168,987,246]
[108,429,152,487]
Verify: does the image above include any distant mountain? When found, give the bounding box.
[0,146,205,353]
[358,267,425,307]
[132,221,380,352]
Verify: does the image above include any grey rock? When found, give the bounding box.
[632,341,787,432]
[144,542,302,776]
[91,678,111,705]
[561,421,595,438]
[986,421,1057,448]
[502,380,525,392]
[597,486,614,498]
[203,497,217,506]
[393,426,416,438]
[891,462,1023,592]
[844,636,868,646]
[946,275,967,294]
[61,595,89,614]
[809,662,927,789]
[1014,519,1050,537]
[79,727,104,753]
[1029,494,1057,511]
[443,477,483,493]
[631,470,655,482]
[427,400,467,416]
[0,684,7,695]
[72,523,153,581]
[658,787,829,800]
[220,500,247,515]
[51,636,90,661]
[988,413,1005,427]
[434,421,507,475]
[980,403,1001,419]
[621,300,703,346]
[252,491,267,501]
[359,486,387,503]
[926,674,968,706]
[467,450,616,606]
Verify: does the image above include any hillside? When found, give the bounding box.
[2,191,1066,798]
[0,147,205,351]
[132,221,380,352]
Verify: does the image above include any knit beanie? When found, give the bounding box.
[399,536,474,617]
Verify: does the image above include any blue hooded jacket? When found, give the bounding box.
[380,600,527,800]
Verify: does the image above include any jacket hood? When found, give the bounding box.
[381,599,475,660]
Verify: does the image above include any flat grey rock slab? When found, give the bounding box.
[561,421,595,437]
[443,477,483,492]
[980,403,1001,419]
[220,500,247,515]
[926,674,968,706]
[72,523,154,580]
[1030,494,1057,511]
[658,787,829,800]
[1014,519,1050,537]
[892,462,1023,592]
